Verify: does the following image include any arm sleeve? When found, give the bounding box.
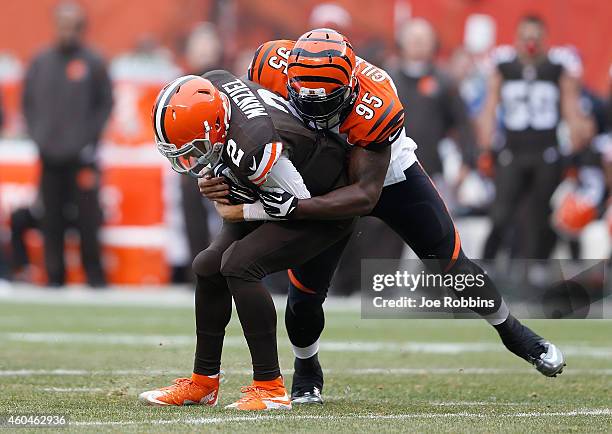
[242,155,311,222]
[243,201,273,221]
[265,154,311,199]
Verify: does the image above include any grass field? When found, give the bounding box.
[0,288,611,432]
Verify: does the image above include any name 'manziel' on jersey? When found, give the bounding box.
[221,78,269,119]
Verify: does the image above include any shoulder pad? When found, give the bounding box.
[490,45,517,65]
[548,45,583,78]
[248,40,294,98]
[341,61,404,149]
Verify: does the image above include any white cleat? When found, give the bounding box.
[533,342,565,377]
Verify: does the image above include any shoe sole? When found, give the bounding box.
[291,396,323,405]
[225,401,292,410]
[263,400,292,410]
[544,362,566,378]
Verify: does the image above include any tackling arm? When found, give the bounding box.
[292,145,390,220]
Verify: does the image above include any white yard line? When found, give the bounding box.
[68,409,612,426]
[427,401,533,406]
[0,285,361,311]
[3,332,201,346]
[3,367,612,377]
[41,387,104,393]
[3,331,611,358]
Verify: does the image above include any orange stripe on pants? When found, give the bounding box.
[288,269,317,294]
[444,229,461,273]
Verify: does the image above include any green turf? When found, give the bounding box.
[0,299,610,432]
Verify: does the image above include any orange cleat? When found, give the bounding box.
[225,376,291,411]
[138,373,219,406]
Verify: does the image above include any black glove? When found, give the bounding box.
[258,188,298,219]
[213,163,258,205]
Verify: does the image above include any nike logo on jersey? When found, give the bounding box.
[250,157,257,171]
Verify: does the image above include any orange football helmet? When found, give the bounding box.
[551,176,599,238]
[286,28,357,128]
[152,75,230,177]
[552,191,597,238]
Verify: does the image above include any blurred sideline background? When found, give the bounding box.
[0,0,611,288]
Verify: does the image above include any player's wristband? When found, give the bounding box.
[243,201,274,221]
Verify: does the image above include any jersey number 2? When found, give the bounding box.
[226,139,244,166]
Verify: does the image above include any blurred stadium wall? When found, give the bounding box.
[0,0,610,285]
[1,0,610,92]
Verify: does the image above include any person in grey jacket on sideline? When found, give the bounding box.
[22,1,113,287]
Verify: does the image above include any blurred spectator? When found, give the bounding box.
[389,18,476,196]
[550,84,605,258]
[233,48,257,78]
[180,22,224,265]
[0,85,7,282]
[309,3,352,30]
[110,35,180,81]
[0,250,6,283]
[9,200,44,281]
[607,65,612,129]
[447,47,488,120]
[479,15,589,259]
[603,66,612,258]
[22,2,112,287]
[0,87,5,282]
[0,87,3,131]
[308,2,385,67]
[184,22,223,75]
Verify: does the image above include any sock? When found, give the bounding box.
[292,353,323,392]
[294,353,322,375]
[494,314,546,361]
[192,372,218,386]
